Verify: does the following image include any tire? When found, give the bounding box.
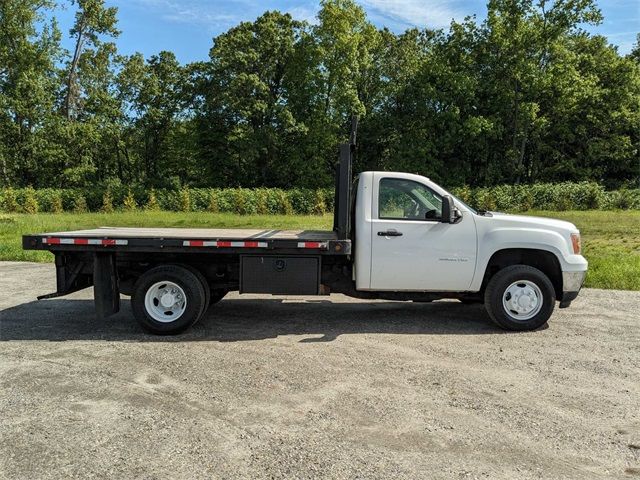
[179,264,210,312]
[210,289,228,305]
[132,265,206,335]
[484,265,555,331]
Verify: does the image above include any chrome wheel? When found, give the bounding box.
[144,281,187,323]
[502,280,543,321]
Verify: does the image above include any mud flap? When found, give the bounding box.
[94,253,120,319]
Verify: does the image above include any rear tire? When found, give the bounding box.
[484,265,555,331]
[132,265,206,335]
[180,264,210,312]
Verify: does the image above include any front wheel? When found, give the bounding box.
[484,265,556,331]
[131,265,207,335]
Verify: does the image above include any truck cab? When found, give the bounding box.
[351,170,587,330]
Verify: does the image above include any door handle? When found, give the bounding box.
[378,230,403,237]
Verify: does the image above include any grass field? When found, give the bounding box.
[1,210,638,290]
[529,210,640,291]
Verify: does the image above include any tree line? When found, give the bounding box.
[1,0,639,192]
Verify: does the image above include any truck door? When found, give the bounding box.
[369,174,477,291]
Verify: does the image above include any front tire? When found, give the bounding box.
[132,265,207,335]
[484,265,555,331]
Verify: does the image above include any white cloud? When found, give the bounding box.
[359,0,466,28]
[163,9,238,27]
[287,5,318,24]
[115,0,471,31]
[116,0,241,28]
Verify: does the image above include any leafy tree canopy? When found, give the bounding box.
[0,0,638,190]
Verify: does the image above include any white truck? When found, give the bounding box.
[23,120,587,334]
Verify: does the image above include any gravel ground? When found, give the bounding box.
[0,261,638,480]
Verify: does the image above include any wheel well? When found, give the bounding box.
[481,249,562,298]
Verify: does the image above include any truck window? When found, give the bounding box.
[379,178,443,221]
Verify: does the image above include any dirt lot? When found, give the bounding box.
[0,261,638,479]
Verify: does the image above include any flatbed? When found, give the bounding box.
[23,227,349,255]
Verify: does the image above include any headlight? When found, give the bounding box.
[570,233,581,254]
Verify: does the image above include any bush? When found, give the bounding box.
[214,189,234,213]
[22,187,38,215]
[35,188,63,212]
[189,189,210,211]
[264,189,283,214]
[101,188,114,213]
[312,189,327,215]
[51,192,63,213]
[256,188,268,214]
[123,189,137,211]
[179,187,191,212]
[72,193,88,213]
[1,187,18,213]
[1,183,638,214]
[289,188,314,215]
[456,181,612,212]
[207,189,219,213]
[145,189,160,211]
[603,188,640,210]
[277,189,293,215]
[22,187,39,214]
[453,184,473,206]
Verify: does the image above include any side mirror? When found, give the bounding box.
[441,195,455,224]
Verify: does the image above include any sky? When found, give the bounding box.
[52,0,639,63]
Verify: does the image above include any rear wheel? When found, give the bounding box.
[484,265,555,331]
[132,265,206,335]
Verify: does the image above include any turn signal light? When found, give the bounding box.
[570,233,581,254]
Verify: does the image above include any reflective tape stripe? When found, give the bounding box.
[43,237,127,246]
[182,240,268,248]
[297,242,328,249]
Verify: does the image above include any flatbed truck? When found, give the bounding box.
[23,120,587,334]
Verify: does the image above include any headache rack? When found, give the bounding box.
[333,116,357,240]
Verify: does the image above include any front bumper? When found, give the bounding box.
[559,270,587,308]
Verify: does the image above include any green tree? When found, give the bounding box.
[198,11,306,187]
[0,0,61,186]
[473,0,603,183]
[119,51,189,185]
[56,0,122,188]
[306,0,381,181]
[63,0,119,120]
[629,34,640,63]
[1,0,638,192]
